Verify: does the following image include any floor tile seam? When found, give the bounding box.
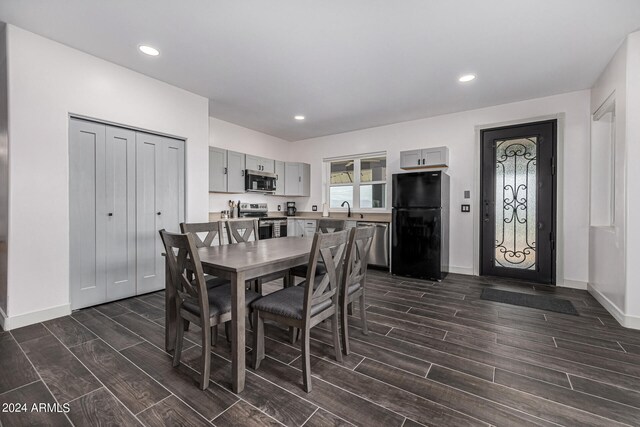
[269,354,473,427]
[13,326,77,426]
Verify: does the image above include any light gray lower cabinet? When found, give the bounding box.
[275,160,285,195]
[70,118,185,309]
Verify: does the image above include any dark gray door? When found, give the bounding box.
[480,120,556,283]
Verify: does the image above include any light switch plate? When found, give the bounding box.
[461,204,471,213]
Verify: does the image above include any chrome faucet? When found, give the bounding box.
[341,201,351,218]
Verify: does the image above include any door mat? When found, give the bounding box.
[481,288,578,316]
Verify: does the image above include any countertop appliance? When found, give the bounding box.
[238,202,287,239]
[245,170,277,194]
[358,222,389,269]
[392,171,449,280]
[286,201,297,216]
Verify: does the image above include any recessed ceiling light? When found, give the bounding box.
[294,115,305,121]
[458,74,476,82]
[139,45,160,56]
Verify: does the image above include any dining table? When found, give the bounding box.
[164,236,314,393]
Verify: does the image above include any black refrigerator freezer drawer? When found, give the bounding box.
[392,208,445,280]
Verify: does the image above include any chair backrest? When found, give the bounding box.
[225,219,259,244]
[343,226,375,293]
[317,219,346,234]
[159,229,210,319]
[180,221,223,247]
[303,230,349,319]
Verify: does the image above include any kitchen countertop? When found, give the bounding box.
[287,211,391,223]
[208,211,391,223]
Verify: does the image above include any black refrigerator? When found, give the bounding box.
[392,171,449,280]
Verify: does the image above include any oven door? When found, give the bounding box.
[258,221,273,240]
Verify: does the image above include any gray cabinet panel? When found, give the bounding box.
[275,160,285,195]
[284,162,301,196]
[400,149,422,169]
[227,150,246,193]
[245,154,260,172]
[261,158,275,174]
[209,147,227,192]
[70,119,107,310]
[105,126,136,301]
[300,163,311,197]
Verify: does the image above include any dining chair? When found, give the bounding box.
[180,221,231,345]
[251,230,349,392]
[225,219,259,244]
[340,225,375,355]
[159,229,261,390]
[289,219,346,281]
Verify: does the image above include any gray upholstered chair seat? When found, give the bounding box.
[192,275,229,289]
[347,282,361,295]
[183,284,261,317]
[290,261,326,279]
[251,285,332,320]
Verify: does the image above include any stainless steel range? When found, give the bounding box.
[237,202,288,239]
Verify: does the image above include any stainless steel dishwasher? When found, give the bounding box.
[357,222,389,269]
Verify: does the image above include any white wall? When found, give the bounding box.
[0,23,8,317]
[291,91,591,285]
[208,117,303,214]
[3,25,210,329]
[624,31,640,322]
[589,37,628,319]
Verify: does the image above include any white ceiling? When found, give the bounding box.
[1,1,639,141]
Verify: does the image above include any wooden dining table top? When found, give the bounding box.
[196,236,314,273]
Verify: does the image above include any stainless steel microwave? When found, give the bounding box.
[245,169,277,193]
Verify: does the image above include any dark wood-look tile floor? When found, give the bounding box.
[3,271,640,426]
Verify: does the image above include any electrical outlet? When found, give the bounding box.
[312,205,318,211]
[461,204,471,213]
[464,190,471,199]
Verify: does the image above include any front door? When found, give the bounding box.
[480,120,556,283]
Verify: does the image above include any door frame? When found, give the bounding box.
[472,114,565,285]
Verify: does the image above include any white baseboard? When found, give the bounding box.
[0,304,71,331]
[559,279,588,290]
[588,284,640,330]
[448,266,474,275]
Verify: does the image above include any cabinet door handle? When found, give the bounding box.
[241,170,244,176]
[224,167,228,174]
[108,212,113,217]
[157,212,162,216]
[299,176,301,182]
[422,158,425,165]
[417,159,420,166]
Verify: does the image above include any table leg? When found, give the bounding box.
[231,271,246,393]
[164,255,176,352]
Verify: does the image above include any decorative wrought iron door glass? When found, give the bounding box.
[494,137,537,270]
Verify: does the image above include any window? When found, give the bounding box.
[327,154,387,210]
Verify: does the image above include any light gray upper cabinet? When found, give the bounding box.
[400,146,449,169]
[227,150,246,193]
[209,147,227,192]
[275,160,286,195]
[209,148,246,193]
[246,154,274,173]
[70,119,183,309]
[284,162,310,196]
[136,133,185,295]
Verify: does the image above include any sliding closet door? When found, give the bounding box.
[105,126,137,300]
[69,119,107,309]
[136,133,185,294]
